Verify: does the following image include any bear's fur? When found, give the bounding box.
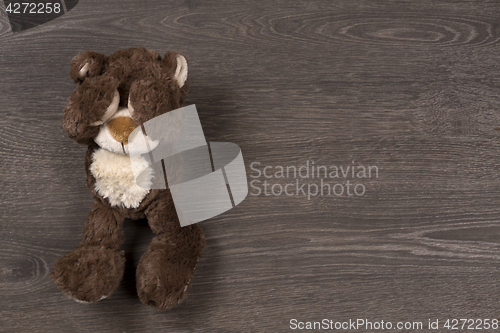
[50,47,205,310]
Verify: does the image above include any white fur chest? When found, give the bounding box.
[90,148,153,208]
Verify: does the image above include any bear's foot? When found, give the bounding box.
[50,245,125,303]
[136,238,202,310]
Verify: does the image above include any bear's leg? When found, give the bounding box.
[50,200,126,303]
[136,192,205,310]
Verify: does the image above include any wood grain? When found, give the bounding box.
[1,0,500,332]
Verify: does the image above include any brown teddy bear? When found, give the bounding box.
[51,47,205,310]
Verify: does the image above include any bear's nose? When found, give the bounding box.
[107,116,137,145]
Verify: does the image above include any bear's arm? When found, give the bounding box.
[84,142,99,194]
[62,76,120,145]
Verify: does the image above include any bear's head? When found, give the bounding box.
[62,47,188,155]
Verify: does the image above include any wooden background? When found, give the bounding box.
[1,0,500,332]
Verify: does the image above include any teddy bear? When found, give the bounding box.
[50,47,205,310]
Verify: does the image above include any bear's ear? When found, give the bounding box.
[161,51,188,88]
[69,51,108,83]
